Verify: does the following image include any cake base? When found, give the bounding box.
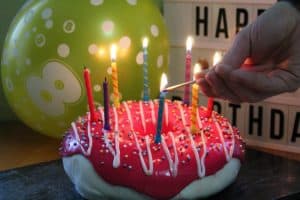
[63,155,241,200]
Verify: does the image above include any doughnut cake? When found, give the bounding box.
[60,100,245,200]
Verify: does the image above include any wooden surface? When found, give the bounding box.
[0,122,60,171]
[0,122,298,172]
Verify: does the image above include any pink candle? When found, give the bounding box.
[183,36,193,105]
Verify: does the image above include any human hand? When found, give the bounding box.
[196,2,300,103]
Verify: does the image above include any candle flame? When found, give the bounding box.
[110,44,117,61]
[193,63,201,75]
[186,36,193,51]
[143,37,149,48]
[160,73,168,91]
[193,63,201,80]
[213,51,222,66]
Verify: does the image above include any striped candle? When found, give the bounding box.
[191,63,201,134]
[183,36,193,105]
[142,37,150,101]
[110,44,120,108]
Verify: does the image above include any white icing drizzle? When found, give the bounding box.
[177,101,187,126]
[123,102,134,130]
[164,101,169,127]
[176,102,204,178]
[188,130,203,178]
[161,132,179,177]
[149,100,156,125]
[139,101,146,133]
[98,107,104,122]
[133,133,153,175]
[213,113,231,161]
[71,114,93,156]
[113,107,119,131]
[196,109,207,177]
[227,122,236,158]
[103,129,120,168]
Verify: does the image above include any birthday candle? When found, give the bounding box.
[183,36,193,105]
[103,77,110,130]
[142,37,150,101]
[155,73,168,144]
[191,63,201,134]
[110,44,120,108]
[207,51,222,117]
[83,67,97,122]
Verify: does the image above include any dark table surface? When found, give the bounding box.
[0,149,300,200]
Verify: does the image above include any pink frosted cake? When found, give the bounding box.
[60,100,245,199]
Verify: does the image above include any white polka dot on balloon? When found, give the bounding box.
[25,31,30,39]
[136,51,143,65]
[93,84,102,92]
[151,25,159,37]
[32,27,37,32]
[13,48,19,57]
[41,8,52,19]
[45,19,53,29]
[107,67,112,75]
[127,0,137,5]
[110,92,122,102]
[63,20,76,33]
[5,77,14,92]
[16,68,21,76]
[35,33,46,47]
[25,58,31,66]
[88,44,98,55]
[102,20,114,33]
[90,0,104,6]
[157,55,163,68]
[57,43,70,58]
[119,36,131,49]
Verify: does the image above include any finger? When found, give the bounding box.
[230,68,292,95]
[205,69,241,102]
[197,78,216,98]
[218,2,298,74]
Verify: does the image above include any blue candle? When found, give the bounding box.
[103,77,110,130]
[155,73,168,143]
[155,91,166,143]
[142,37,150,101]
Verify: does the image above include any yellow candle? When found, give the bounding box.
[110,44,120,108]
[191,63,201,134]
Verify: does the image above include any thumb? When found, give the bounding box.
[216,2,298,75]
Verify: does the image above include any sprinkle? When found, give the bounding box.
[186,154,191,161]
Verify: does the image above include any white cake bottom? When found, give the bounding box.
[63,155,241,200]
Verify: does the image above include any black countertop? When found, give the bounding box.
[0,149,299,200]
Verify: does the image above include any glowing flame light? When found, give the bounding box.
[213,51,222,66]
[160,73,168,92]
[143,37,149,48]
[186,36,193,51]
[110,44,117,61]
[193,63,201,79]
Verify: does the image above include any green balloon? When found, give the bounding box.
[1,0,169,138]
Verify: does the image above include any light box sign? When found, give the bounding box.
[164,0,300,154]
